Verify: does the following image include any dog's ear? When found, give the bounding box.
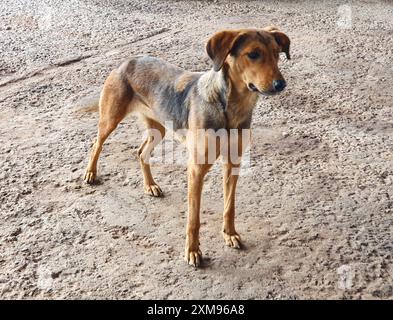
[206,30,242,71]
[263,26,291,60]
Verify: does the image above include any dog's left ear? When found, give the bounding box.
[263,26,291,60]
[206,30,243,71]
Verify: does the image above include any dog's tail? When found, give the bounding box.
[72,92,100,114]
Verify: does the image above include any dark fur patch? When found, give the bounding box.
[256,31,272,45]
[155,75,200,130]
[230,32,272,57]
[203,116,227,131]
[229,33,248,56]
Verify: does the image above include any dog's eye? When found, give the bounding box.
[247,51,260,60]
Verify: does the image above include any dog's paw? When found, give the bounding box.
[84,170,96,184]
[223,231,242,249]
[144,184,163,197]
[184,248,202,267]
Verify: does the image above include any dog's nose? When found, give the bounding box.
[272,79,286,92]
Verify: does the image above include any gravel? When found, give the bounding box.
[0,0,392,299]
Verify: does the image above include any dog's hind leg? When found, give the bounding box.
[84,71,132,184]
[137,116,166,197]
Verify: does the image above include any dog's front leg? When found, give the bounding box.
[222,162,242,248]
[222,130,248,249]
[185,163,212,267]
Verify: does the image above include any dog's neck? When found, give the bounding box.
[198,68,228,108]
[199,67,258,109]
[225,65,259,113]
[198,66,258,128]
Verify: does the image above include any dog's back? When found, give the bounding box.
[118,55,201,129]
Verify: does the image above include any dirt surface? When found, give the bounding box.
[1,0,393,299]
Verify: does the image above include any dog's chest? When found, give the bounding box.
[225,102,254,129]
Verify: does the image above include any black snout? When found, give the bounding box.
[272,79,286,92]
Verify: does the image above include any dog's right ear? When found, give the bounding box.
[206,31,241,72]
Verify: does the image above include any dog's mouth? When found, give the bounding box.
[247,83,279,96]
[247,83,259,92]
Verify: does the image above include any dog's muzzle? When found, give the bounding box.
[248,80,286,95]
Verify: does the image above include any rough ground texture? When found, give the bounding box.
[1,0,392,299]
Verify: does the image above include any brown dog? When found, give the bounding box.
[83,27,290,267]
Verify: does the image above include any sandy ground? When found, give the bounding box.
[1,0,392,299]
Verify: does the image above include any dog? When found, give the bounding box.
[83,27,290,267]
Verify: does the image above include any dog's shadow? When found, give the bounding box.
[195,243,250,269]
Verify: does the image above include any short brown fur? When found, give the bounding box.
[83,27,290,267]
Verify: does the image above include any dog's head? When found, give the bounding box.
[206,27,290,95]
